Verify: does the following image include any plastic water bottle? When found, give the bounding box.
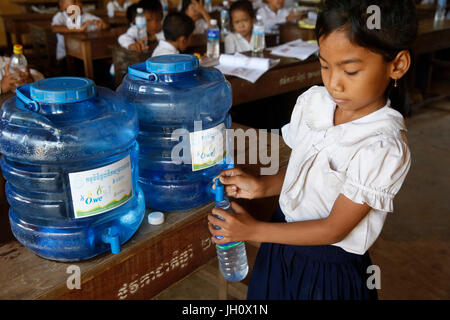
[212,178,249,282]
[252,15,265,54]
[135,7,148,45]
[161,0,169,19]
[220,1,230,39]
[9,44,28,80]
[205,0,212,13]
[207,19,220,59]
[434,0,447,24]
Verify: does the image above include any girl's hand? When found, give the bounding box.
[1,63,31,93]
[128,39,149,52]
[207,201,260,244]
[215,168,264,200]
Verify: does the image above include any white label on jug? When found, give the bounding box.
[69,155,133,219]
[190,123,226,171]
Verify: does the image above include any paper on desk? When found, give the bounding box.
[214,53,280,83]
[269,39,319,61]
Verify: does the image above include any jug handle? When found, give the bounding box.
[129,68,158,82]
[16,84,40,113]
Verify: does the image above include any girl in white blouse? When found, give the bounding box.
[208,0,418,300]
[224,0,255,54]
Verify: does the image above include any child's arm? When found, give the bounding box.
[208,193,371,246]
[193,0,211,25]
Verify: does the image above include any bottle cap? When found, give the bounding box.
[213,177,225,202]
[256,14,262,20]
[13,44,23,55]
[30,77,97,104]
[148,211,165,225]
[210,19,217,25]
[145,54,199,74]
[137,7,143,13]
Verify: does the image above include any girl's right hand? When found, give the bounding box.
[215,168,264,200]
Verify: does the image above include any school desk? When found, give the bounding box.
[0,123,290,300]
[64,26,127,80]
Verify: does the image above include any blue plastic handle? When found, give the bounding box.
[127,64,158,82]
[16,84,40,112]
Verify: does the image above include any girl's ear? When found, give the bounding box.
[389,50,411,81]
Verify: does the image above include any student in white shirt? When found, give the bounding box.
[256,0,301,32]
[181,0,211,34]
[107,0,133,18]
[51,0,107,61]
[118,1,164,53]
[224,0,255,54]
[208,0,418,300]
[152,12,195,57]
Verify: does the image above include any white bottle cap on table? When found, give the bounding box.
[148,211,165,225]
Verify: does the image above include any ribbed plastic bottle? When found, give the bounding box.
[135,7,148,45]
[212,178,249,282]
[207,19,220,59]
[116,54,233,211]
[252,15,265,54]
[0,77,146,261]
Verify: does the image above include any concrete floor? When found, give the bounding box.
[153,78,450,300]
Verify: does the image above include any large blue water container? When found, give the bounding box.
[117,54,233,211]
[0,77,146,261]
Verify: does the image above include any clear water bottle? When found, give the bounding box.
[252,15,265,54]
[135,7,148,45]
[212,178,249,282]
[207,19,220,59]
[220,1,230,39]
[9,44,28,79]
[161,0,169,19]
[205,0,212,13]
[434,0,447,23]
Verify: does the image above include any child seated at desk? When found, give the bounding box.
[181,0,211,34]
[151,12,195,57]
[225,0,255,54]
[51,0,108,61]
[118,0,164,53]
[107,0,133,18]
[256,0,302,33]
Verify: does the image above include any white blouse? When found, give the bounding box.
[256,4,291,32]
[224,32,254,54]
[280,86,411,255]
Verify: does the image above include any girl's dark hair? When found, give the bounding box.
[181,0,192,14]
[315,0,418,117]
[126,3,139,23]
[138,0,163,18]
[229,0,255,21]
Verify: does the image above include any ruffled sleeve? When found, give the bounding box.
[342,136,411,212]
[281,89,309,149]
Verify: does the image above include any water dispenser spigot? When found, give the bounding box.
[102,226,121,254]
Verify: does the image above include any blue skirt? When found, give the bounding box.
[247,207,378,300]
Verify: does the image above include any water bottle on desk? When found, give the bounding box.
[434,0,447,25]
[205,0,212,13]
[212,178,249,282]
[161,0,169,19]
[135,7,148,45]
[221,1,230,39]
[9,44,28,79]
[207,19,220,59]
[251,15,265,55]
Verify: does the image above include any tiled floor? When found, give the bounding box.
[153,78,450,300]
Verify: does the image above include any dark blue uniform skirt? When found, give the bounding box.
[247,207,378,300]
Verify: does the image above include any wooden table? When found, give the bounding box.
[64,27,126,79]
[0,123,290,300]
[226,52,322,106]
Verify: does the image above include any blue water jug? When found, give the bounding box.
[0,77,146,261]
[117,54,233,211]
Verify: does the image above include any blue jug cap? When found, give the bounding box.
[146,54,199,74]
[30,77,97,104]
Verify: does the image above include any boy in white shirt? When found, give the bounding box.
[256,0,301,33]
[152,12,195,57]
[181,0,211,34]
[107,0,133,18]
[225,0,255,54]
[51,0,107,61]
[118,1,164,53]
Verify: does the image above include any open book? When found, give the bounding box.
[214,53,280,83]
[268,39,319,61]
